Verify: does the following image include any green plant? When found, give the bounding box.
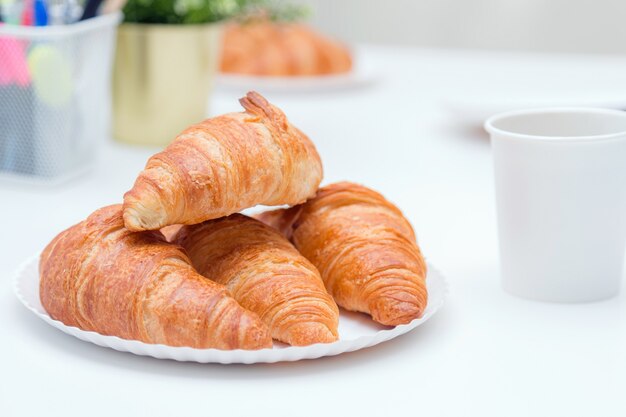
[123,0,308,25]
[239,0,309,22]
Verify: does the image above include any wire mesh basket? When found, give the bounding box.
[0,13,121,184]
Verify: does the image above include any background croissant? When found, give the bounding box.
[176,214,339,346]
[123,91,323,231]
[221,21,353,76]
[40,205,272,350]
[257,182,428,326]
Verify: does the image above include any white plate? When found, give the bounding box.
[13,254,447,364]
[214,68,378,94]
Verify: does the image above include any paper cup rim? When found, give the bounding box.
[484,107,626,142]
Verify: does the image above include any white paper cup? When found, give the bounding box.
[485,108,626,302]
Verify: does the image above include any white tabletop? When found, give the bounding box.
[1,46,625,417]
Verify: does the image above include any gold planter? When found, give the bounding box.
[113,23,222,147]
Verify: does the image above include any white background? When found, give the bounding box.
[303,0,626,54]
[1,46,625,416]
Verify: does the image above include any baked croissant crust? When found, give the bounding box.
[176,214,339,346]
[123,91,323,231]
[257,182,428,326]
[39,205,272,350]
[221,21,352,76]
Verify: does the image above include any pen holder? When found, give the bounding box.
[0,13,122,184]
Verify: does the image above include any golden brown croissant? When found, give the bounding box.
[257,182,428,326]
[39,205,272,350]
[123,91,323,232]
[175,214,339,346]
[221,21,352,76]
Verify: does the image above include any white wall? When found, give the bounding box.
[301,0,626,54]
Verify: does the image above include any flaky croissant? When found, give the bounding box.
[176,214,339,346]
[221,21,352,76]
[257,182,428,326]
[39,205,272,350]
[123,91,323,231]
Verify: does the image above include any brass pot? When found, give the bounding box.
[113,23,222,146]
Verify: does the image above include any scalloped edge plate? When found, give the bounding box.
[14,254,447,364]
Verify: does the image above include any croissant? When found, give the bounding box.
[39,205,272,350]
[175,214,339,346]
[221,21,352,76]
[257,182,428,326]
[123,91,323,232]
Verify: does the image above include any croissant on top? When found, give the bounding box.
[123,92,323,231]
[39,205,272,350]
[176,214,340,346]
[257,182,428,326]
[220,21,353,76]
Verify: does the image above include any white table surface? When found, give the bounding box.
[1,46,625,417]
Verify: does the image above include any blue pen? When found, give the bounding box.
[34,0,47,26]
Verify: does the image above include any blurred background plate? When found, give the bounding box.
[14,254,446,364]
[214,67,379,94]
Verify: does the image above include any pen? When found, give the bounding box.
[64,0,82,23]
[47,0,66,25]
[79,0,103,21]
[0,0,7,23]
[34,0,47,26]
[1,0,22,25]
[21,0,33,25]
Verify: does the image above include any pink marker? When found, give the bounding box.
[0,32,31,86]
